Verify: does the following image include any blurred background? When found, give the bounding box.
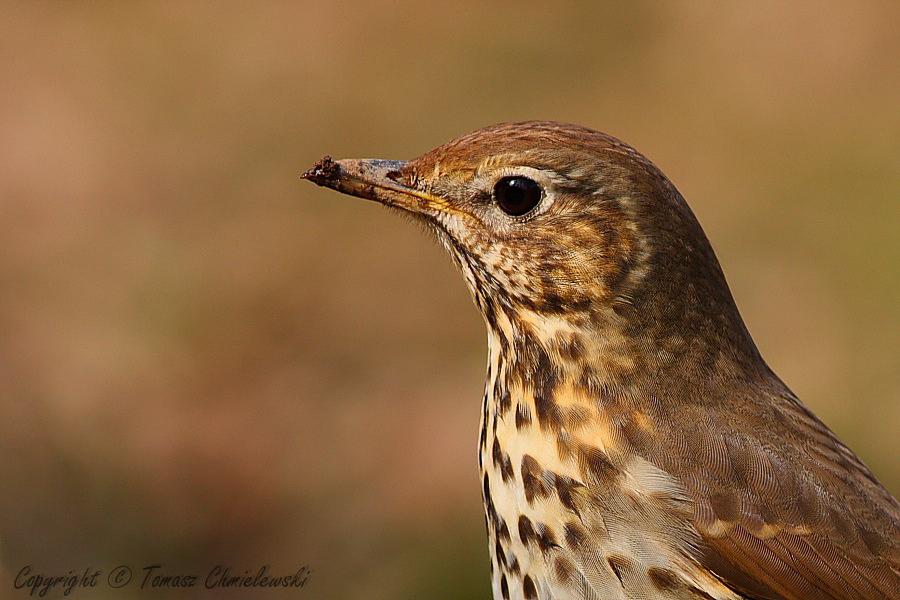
[0,2,897,599]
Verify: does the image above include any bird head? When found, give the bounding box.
[303,121,762,382]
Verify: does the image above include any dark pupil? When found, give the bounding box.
[494,176,542,216]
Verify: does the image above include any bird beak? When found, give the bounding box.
[302,156,416,206]
[301,156,461,217]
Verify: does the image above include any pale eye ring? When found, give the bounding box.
[492,176,542,216]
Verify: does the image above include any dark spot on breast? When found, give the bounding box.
[503,457,515,482]
[577,366,599,392]
[577,444,618,483]
[564,522,588,550]
[647,567,717,599]
[495,514,507,537]
[481,392,489,434]
[539,290,566,313]
[497,520,510,542]
[500,573,509,599]
[492,438,503,469]
[532,346,559,398]
[493,376,504,403]
[647,567,680,591]
[535,522,559,553]
[495,539,506,568]
[518,515,535,545]
[555,333,584,361]
[553,475,585,515]
[493,438,515,483]
[508,554,520,576]
[561,404,592,430]
[497,387,512,416]
[479,419,488,469]
[606,554,633,585]
[486,506,498,530]
[610,301,630,318]
[483,297,498,330]
[521,455,551,503]
[533,394,563,431]
[523,574,538,599]
[479,392,490,469]
[515,403,532,430]
[554,557,574,584]
[483,473,497,526]
[497,329,509,354]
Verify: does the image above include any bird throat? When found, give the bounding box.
[478,305,630,598]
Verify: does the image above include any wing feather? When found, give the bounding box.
[687,391,900,600]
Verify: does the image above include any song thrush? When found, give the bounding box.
[302,122,899,599]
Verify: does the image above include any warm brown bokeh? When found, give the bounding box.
[0,3,897,599]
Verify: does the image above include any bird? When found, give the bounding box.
[301,121,899,600]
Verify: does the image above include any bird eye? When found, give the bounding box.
[493,176,542,216]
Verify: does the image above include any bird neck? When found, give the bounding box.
[482,300,770,410]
